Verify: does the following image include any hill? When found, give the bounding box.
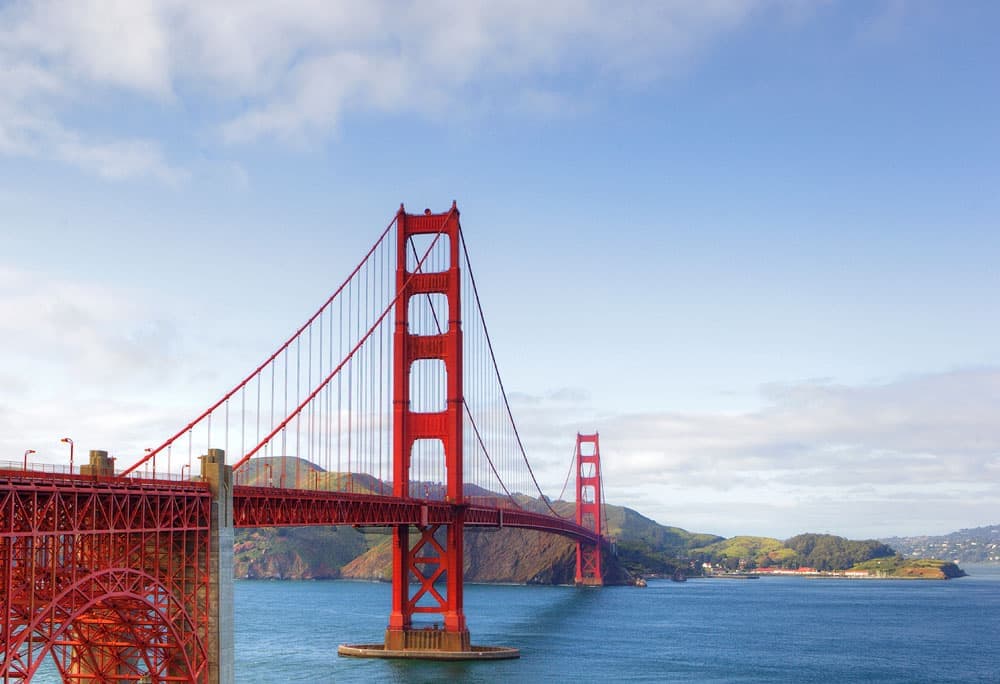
[333,500,723,584]
[232,468,715,584]
[850,556,966,579]
[230,462,972,582]
[235,526,371,579]
[881,524,1000,564]
[690,533,898,572]
[687,532,965,578]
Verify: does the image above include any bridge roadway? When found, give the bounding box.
[0,469,599,544]
[233,485,601,542]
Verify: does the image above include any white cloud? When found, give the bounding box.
[512,369,1000,537]
[6,0,173,97]
[0,266,180,385]
[0,265,211,468]
[51,127,187,184]
[1,254,994,538]
[0,0,185,181]
[0,0,790,176]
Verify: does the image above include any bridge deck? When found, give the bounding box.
[0,473,599,545]
[233,485,601,544]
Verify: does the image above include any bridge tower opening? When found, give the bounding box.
[575,433,605,586]
[386,203,469,652]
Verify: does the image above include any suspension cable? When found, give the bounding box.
[556,442,577,504]
[119,215,397,478]
[231,220,447,471]
[407,239,522,509]
[600,465,608,538]
[458,228,566,519]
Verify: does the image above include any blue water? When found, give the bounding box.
[31,565,1000,682]
[233,566,1000,683]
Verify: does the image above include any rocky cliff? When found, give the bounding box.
[337,526,633,585]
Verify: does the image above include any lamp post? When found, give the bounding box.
[145,448,155,479]
[23,449,35,470]
[180,463,190,480]
[264,462,273,487]
[60,437,74,474]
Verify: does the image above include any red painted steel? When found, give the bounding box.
[388,203,469,648]
[2,204,612,673]
[231,486,600,543]
[0,470,212,683]
[574,433,604,586]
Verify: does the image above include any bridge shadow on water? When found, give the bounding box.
[378,584,605,684]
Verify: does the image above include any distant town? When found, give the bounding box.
[881,525,1000,564]
[703,564,882,578]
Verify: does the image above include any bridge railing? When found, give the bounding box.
[118,470,196,482]
[1,460,195,483]
[1,460,77,476]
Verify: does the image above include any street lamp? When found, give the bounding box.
[145,448,155,479]
[23,449,35,470]
[60,437,74,474]
[180,463,190,480]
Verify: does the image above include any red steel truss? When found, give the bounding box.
[1,467,603,679]
[574,433,604,586]
[232,486,600,543]
[0,471,212,683]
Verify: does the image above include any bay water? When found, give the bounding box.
[233,566,1000,683]
[31,565,1000,682]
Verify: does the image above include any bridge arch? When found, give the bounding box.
[8,567,205,682]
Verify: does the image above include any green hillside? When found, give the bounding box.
[234,526,381,579]
[330,500,708,584]
[690,533,898,571]
[229,465,964,582]
[690,536,798,569]
[850,556,965,579]
[231,482,712,583]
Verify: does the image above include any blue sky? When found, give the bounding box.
[1,1,998,539]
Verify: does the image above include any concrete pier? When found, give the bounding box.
[201,449,235,684]
[338,643,519,660]
[79,449,115,476]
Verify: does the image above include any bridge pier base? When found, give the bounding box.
[201,449,235,684]
[384,627,470,652]
[338,643,518,660]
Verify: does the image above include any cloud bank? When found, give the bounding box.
[0,0,782,179]
[514,369,1000,537]
[2,259,994,538]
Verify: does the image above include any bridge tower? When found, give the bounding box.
[386,203,469,652]
[575,433,604,586]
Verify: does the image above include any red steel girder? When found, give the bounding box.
[1,471,212,683]
[233,485,601,543]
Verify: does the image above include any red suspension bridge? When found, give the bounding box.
[1,203,608,682]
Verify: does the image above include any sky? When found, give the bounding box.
[1,1,998,540]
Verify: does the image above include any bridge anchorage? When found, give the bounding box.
[2,202,609,678]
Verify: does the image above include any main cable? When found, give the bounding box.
[458,227,566,519]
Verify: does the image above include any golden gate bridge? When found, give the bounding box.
[1,203,607,682]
